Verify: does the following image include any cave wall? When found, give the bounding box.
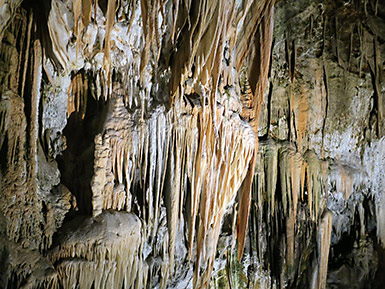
[233,1,385,288]
[0,0,384,288]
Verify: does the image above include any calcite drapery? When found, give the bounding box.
[49,210,145,289]
[1,0,274,288]
[1,0,385,288]
[90,93,256,287]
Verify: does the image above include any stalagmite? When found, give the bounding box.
[49,211,145,289]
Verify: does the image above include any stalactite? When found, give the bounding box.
[91,95,171,265]
[315,210,333,289]
[190,104,255,288]
[57,3,280,285]
[0,12,44,250]
[249,139,332,287]
[243,1,275,129]
[363,137,385,247]
[90,93,256,288]
[279,146,302,267]
[73,0,82,55]
[0,10,77,259]
[370,36,383,137]
[19,12,32,98]
[0,92,26,171]
[47,0,72,70]
[234,1,274,73]
[236,2,275,260]
[8,1,376,288]
[103,0,116,95]
[81,0,93,27]
[0,0,23,46]
[304,150,324,222]
[67,72,88,118]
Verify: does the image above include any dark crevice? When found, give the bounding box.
[327,197,380,289]
[321,64,329,155]
[57,90,108,216]
[0,135,8,172]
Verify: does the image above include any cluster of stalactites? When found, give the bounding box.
[252,140,332,286]
[16,0,277,287]
[52,0,275,119]
[251,137,379,288]
[255,141,327,224]
[362,138,385,247]
[90,94,256,288]
[0,9,74,252]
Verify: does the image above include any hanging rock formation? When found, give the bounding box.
[221,0,385,288]
[0,0,384,288]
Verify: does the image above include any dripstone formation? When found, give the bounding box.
[0,0,384,288]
